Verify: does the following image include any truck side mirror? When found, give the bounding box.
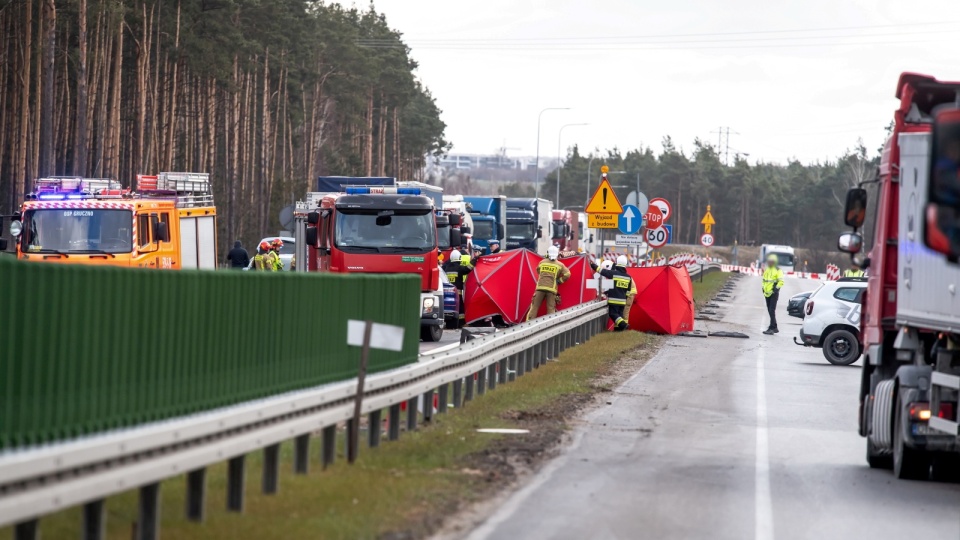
[497,224,505,240]
[450,229,462,247]
[838,232,863,254]
[153,220,170,243]
[307,211,320,225]
[460,226,471,235]
[536,226,543,239]
[844,188,868,228]
[305,227,318,247]
[449,213,462,227]
[925,108,960,261]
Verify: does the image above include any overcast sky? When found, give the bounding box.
[366,0,960,165]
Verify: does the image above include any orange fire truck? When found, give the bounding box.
[7,173,217,269]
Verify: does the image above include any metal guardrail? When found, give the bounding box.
[0,300,608,539]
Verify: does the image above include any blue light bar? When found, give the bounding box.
[345,187,371,194]
[344,186,422,196]
[66,194,85,200]
[396,188,421,195]
[39,194,67,201]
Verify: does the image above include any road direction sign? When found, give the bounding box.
[700,233,715,247]
[615,234,645,246]
[646,226,668,248]
[618,205,642,235]
[664,224,673,243]
[585,178,623,215]
[649,197,672,222]
[701,205,716,234]
[588,213,618,229]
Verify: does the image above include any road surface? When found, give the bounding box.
[468,275,960,540]
[420,329,463,354]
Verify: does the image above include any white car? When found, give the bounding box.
[245,236,295,271]
[795,278,867,365]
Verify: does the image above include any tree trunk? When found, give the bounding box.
[15,0,33,201]
[38,0,55,177]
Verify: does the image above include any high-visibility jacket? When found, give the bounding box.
[253,252,267,271]
[762,267,784,297]
[263,251,279,272]
[443,259,472,291]
[843,269,864,278]
[273,250,284,271]
[534,259,571,294]
[600,265,635,305]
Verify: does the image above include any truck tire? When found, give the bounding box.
[822,329,860,366]
[866,439,893,470]
[893,393,930,480]
[421,325,443,342]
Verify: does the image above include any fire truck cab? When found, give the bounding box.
[9,173,217,269]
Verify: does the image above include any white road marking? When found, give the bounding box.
[756,345,775,540]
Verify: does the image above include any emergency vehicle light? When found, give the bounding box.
[344,187,422,196]
[39,194,67,200]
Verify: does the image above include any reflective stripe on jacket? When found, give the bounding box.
[535,259,571,294]
[600,265,634,305]
[762,267,784,297]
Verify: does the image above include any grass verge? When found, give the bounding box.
[2,277,728,540]
[693,271,731,305]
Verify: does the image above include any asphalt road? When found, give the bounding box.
[419,328,463,354]
[467,275,960,540]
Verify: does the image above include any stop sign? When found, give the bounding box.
[646,204,664,228]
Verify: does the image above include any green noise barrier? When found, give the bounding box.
[0,258,421,450]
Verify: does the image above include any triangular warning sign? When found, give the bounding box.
[586,178,623,214]
[701,205,716,226]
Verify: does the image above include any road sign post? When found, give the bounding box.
[586,166,624,233]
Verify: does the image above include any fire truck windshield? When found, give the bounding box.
[335,210,436,253]
[21,209,133,254]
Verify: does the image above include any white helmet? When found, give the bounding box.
[450,250,461,262]
[547,245,560,260]
[600,260,614,271]
[616,255,628,267]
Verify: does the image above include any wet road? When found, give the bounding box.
[468,275,960,540]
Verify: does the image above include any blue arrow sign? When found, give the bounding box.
[618,205,642,235]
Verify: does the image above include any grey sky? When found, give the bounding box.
[368,0,960,164]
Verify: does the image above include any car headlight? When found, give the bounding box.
[423,297,435,310]
[9,220,22,237]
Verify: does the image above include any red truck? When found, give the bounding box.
[838,72,960,480]
[551,209,579,252]
[294,186,445,341]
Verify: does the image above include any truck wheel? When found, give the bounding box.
[893,393,930,480]
[421,325,443,342]
[866,439,892,470]
[822,329,860,366]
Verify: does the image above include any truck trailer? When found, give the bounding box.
[838,72,960,480]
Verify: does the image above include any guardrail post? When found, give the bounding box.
[477,369,487,395]
[423,389,435,422]
[438,384,449,414]
[138,483,161,540]
[83,499,105,540]
[499,358,508,384]
[263,444,280,494]
[227,456,245,512]
[185,468,206,523]
[368,410,383,447]
[294,434,310,474]
[322,425,336,469]
[464,374,475,403]
[346,418,359,462]
[453,378,463,407]
[407,397,418,430]
[388,404,401,440]
[13,520,38,540]
[516,351,526,377]
[489,363,498,390]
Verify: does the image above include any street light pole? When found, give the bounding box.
[556,123,588,208]
[535,108,569,200]
[585,155,596,207]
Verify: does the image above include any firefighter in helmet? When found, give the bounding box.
[526,245,571,321]
[253,240,272,271]
[271,239,285,271]
[598,255,636,331]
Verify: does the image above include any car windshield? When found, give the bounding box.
[772,252,795,266]
[335,210,436,253]
[437,225,451,249]
[21,209,133,254]
[472,220,494,240]
[508,222,536,241]
[552,220,566,239]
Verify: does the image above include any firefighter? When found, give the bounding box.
[598,255,636,331]
[525,245,571,321]
[253,240,272,271]
[762,254,785,335]
[843,263,865,278]
[271,239,285,271]
[444,250,472,325]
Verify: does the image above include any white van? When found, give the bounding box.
[759,244,796,273]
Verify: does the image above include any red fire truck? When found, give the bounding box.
[294,186,445,341]
[838,72,960,480]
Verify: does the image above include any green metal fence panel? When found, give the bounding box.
[0,258,421,450]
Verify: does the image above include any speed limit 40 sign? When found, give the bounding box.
[646,226,669,248]
[700,233,715,247]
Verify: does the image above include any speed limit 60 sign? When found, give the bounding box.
[646,226,669,248]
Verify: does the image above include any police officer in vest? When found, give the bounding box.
[526,246,571,321]
[762,254,785,334]
[599,255,636,331]
[843,262,865,278]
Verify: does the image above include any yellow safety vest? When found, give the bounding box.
[762,267,784,297]
[843,269,864,277]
